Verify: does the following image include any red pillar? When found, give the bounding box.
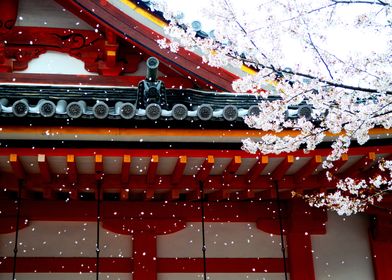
[287,199,327,280]
[102,218,186,280]
[132,233,157,280]
[369,215,392,280]
[287,232,315,280]
[370,238,392,280]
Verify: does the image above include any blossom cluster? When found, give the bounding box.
[298,160,392,216]
[150,0,392,214]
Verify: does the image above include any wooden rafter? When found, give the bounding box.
[121,155,131,184]
[9,154,25,179]
[147,155,159,184]
[171,155,187,185]
[195,155,215,182]
[296,155,322,179]
[223,156,242,183]
[247,156,269,183]
[272,155,294,180]
[342,152,376,178]
[38,154,51,183]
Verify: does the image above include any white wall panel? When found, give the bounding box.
[158,222,283,258]
[0,214,375,279]
[15,52,96,75]
[312,212,374,279]
[0,222,131,257]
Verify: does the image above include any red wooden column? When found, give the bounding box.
[132,233,157,280]
[102,219,186,280]
[287,199,327,280]
[369,214,392,280]
[286,231,314,280]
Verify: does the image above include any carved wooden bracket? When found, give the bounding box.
[0,26,142,75]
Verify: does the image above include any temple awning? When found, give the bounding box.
[0,146,390,201]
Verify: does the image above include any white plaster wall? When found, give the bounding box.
[0,221,131,257]
[15,51,96,75]
[16,0,92,29]
[312,212,374,280]
[158,222,283,258]
[0,214,374,280]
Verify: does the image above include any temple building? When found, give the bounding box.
[0,1,391,280]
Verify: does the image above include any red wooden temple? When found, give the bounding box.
[0,1,391,280]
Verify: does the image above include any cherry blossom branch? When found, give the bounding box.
[306,33,334,80]
[221,0,270,61]
[227,53,392,95]
[295,160,392,215]
[332,0,391,6]
[275,3,337,25]
[152,0,392,215]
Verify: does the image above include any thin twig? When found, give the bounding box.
[332,0,390,6]
[306,33,334,80]
[227,53,392,95]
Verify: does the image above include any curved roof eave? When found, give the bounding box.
[56,0,238,92]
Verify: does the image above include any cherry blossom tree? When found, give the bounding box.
[150,0,392,215]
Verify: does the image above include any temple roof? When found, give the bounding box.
[0,0,391,210]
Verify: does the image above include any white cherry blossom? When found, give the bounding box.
[151,0,392,215]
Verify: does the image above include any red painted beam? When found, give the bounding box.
[0,201,281,222]
[0,257,132,273]
[0,72,194,88]
[147,155,159,185]
[271,156,294,180]
[0,146,390,159]
[95,154,103,174]
[248,156,269,183]
[330,153,349,174]
[223,156,242,183]
[171,155,187,185]
[66,154,77,183]
[296,155,322,179]
[0,173,337,195]
[342,152,376,178]
[37,154,51,183]
[9,154,25,179]
[121,155,131,184]
[157,258,286,273]
[103,219,186,235]
[0,257,285,273]
[196,155,215,182]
